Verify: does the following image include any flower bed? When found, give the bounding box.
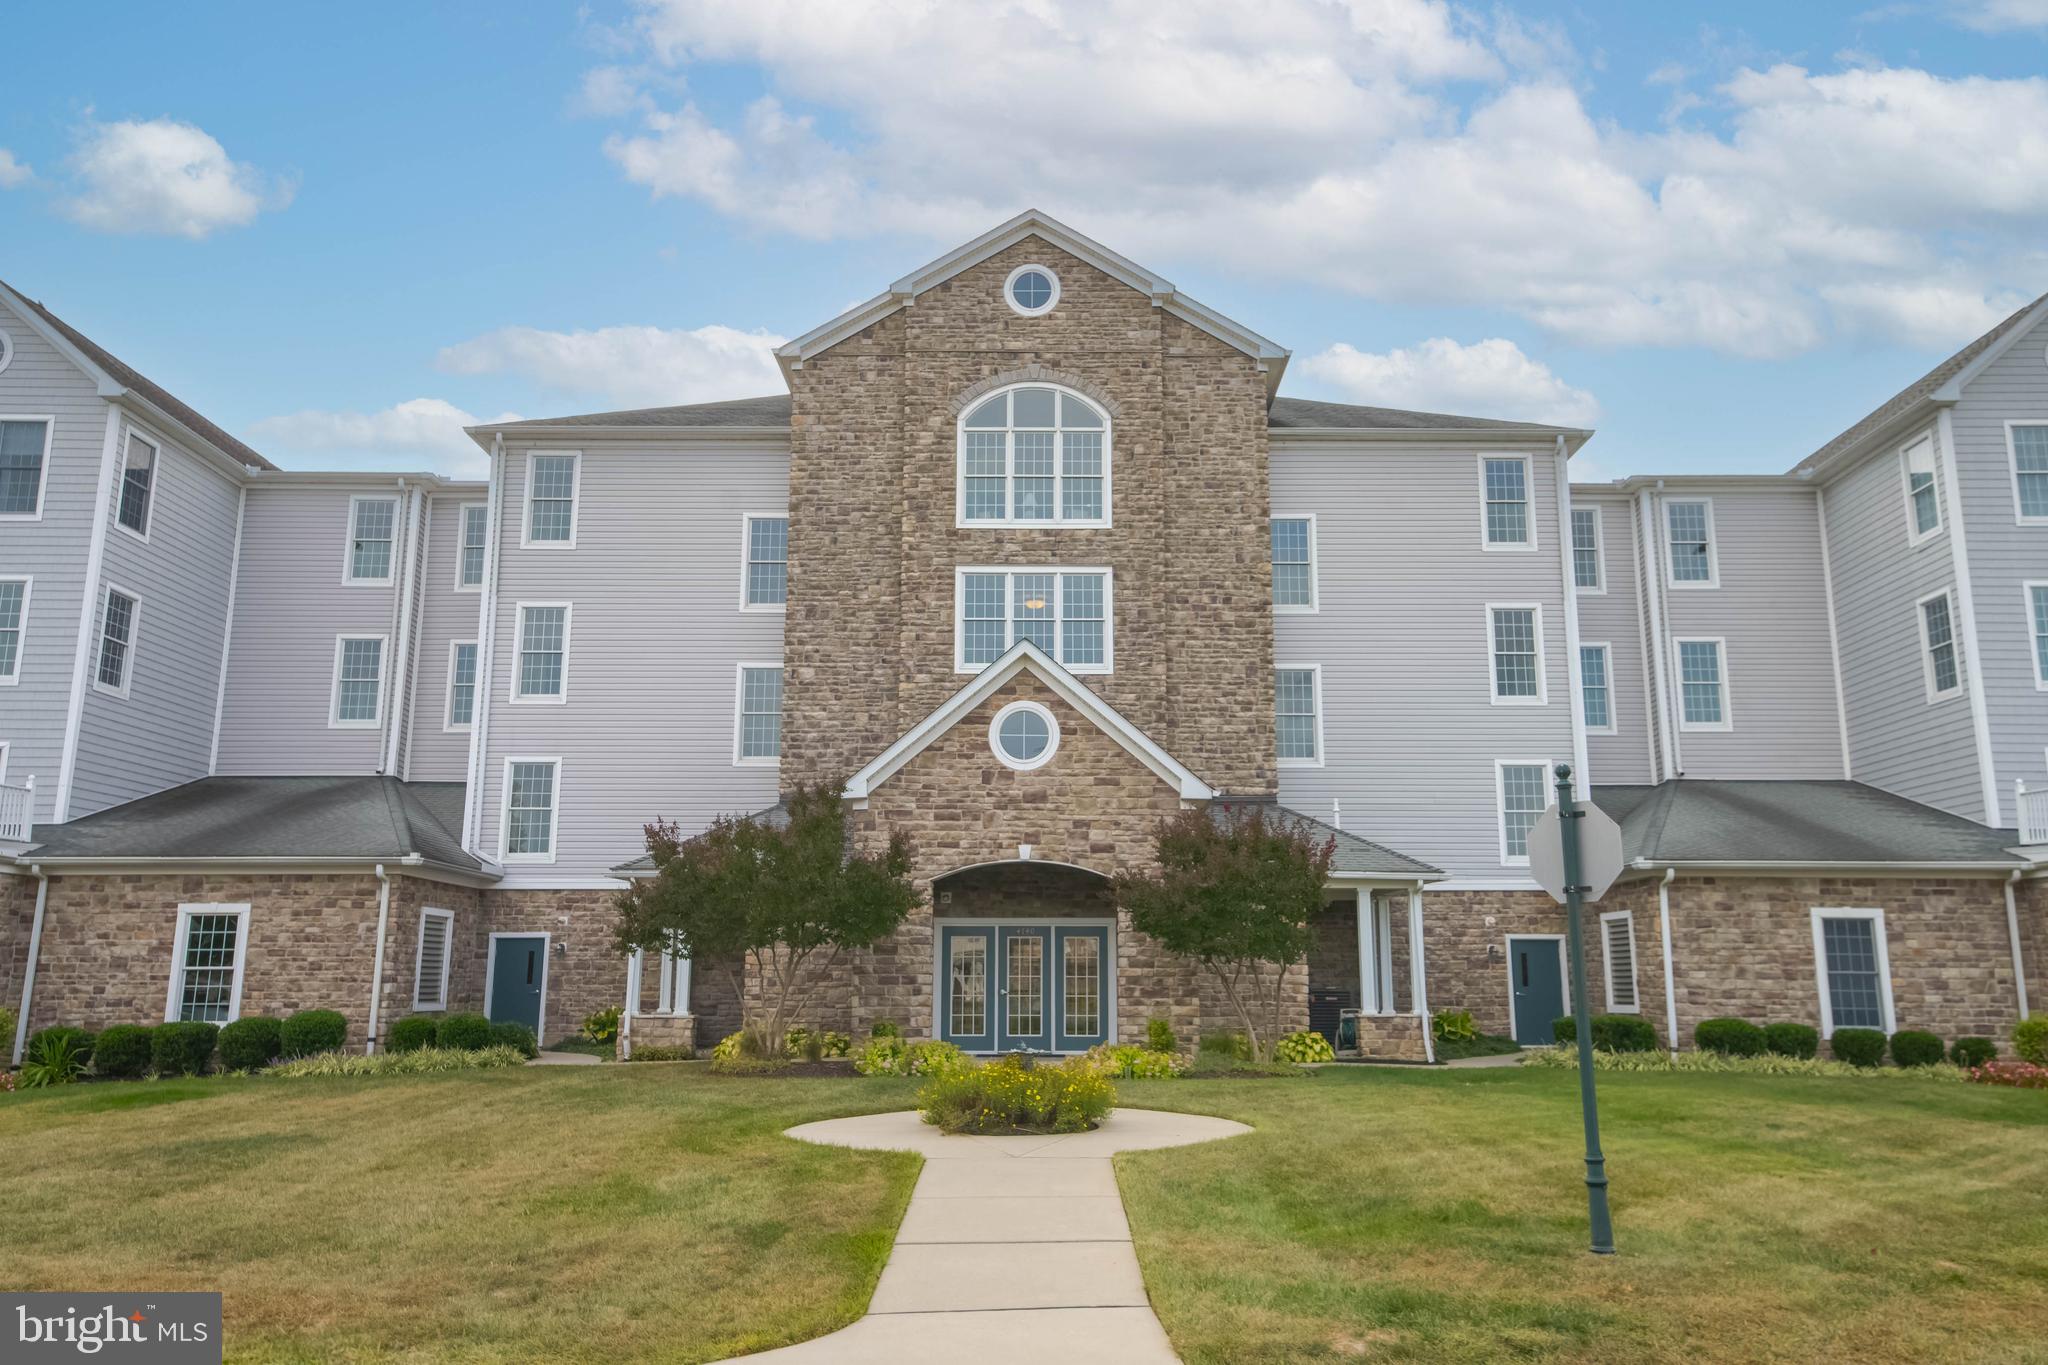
[267,1046,528,1079]
[919,1055,1116,1134]
[1524,1046,1965,1081]
[1083,1042,1190,1079]
[1965,1060,2048,1089]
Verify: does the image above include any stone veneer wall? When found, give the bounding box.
[2017,878,2047,1019]
[0,871,36,1019]
[375,877,486,1042]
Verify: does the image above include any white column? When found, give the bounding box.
[1408,885,1435,1064]
[1376,898,1395,1014]
[1355,887,1379,1014]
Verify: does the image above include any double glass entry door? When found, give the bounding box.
[939,923,1111,1053]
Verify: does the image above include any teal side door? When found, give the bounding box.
[489,935,546,1034]
[996,927,1053,1051]
[938,926,995,1052]
[1053,925,1111,1052]
[1508,937,1565,1046]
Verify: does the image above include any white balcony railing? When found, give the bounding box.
[0,775,32,844]
[2018,781,2048,847]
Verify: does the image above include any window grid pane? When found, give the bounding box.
[1501,764,1546,859]
[1006,934,1043,1036]
[1272,518,1313,606]
[1668,502,1712,581]
[959,389,1106,524]
[97,590,134,689]
[960,571,1107,668]
[336,638,383,722]
[962,574,1006,664]
[1571,507,1600,588]
[1580,645,1610,729]
[1821,917,1883,1029]
[351,498,396,580]
[519,607,566,697]
[2032,586,2048,683]
[1064,936,1100,1036]
[1062,574,1104,665]
[746,517,789,606]
[0,579,23,678]
[1492,608,1539,698]
[0,420,48,515]
[1277,668,1318,760]
[2016,428,2048,518]
[950,937,986,1036]
[529,456,576,541]
[460,505,488,586]
[1484,458,1528,544]
[118,438,155,533]
[1014,574,1055,653]
[1678,641,1723,724]
[449,643,478,726]
[506,762,555,855]
[1923,596,1959,693]
[740,666,783,758]
[178,913,241,1023]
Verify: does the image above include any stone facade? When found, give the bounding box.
[2018,878,2048,1018]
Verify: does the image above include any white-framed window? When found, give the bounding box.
[954,567,1112,673]
[1276,665,1323,767]
[956,385,1110,528]
[1580,642,1614,734]
[989,698,1060,771]
[523,451,581,548]
[500,758,561,863]
[1917,589,1962,702]
[456,502,488,590]
[0,576,29,685]
[1600,910,1639,1013]
[445,639,478,731]
[1810,908,1895,1037]
[166,904,250,1024]
[1496,760,1550,866]
[413,908,454,1011]
[1665,498,1718,587]
[115,429,158,539]
[1004,263,1061,317]
[1479,454,1533,549]
[329,635,388,728]
[0,326,11,373]
[1271,514,1317,611]
[512,603,570,702]
[1900,435,1941,544]
[2027,582,2048,692]
[1486,604,1547,705]
[93,584,140,698]
[734,664,783,765]
[741,514,788,609]
[1571,505,1603,591]
[343,494,398,585]
[1673,637,1730,731]
[0,417,53,519]
[0,741,9,785]
[2008,422,2048,524]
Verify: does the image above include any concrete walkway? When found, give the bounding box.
[528,1049,600,1066]
[732,1107,1251,1363]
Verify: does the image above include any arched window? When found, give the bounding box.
[956,384,1111,528]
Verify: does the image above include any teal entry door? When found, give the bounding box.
[489,935,547,1034]
[1508,937,1565,1046]
[939,923,1111,1053]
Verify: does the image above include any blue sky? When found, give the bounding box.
[3,1,2045,481]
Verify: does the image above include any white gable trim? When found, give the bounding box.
[0,280,124,397]
[1931,294,2048,402]
[844,639,1216,802]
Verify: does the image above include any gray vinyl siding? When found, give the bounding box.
[477,441,787,884]
[1950,313,2048,798]
[0,297,102,824]
[1652,487,1842,780]
[69,417,241,815]
[1572,492,1654,785]
[1822,426,1984,819]
[215,483,405,775]
[406,490,488,781]
[1273,442,1577,881]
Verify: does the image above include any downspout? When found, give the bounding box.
[11,865,49,1066]
[622,950,642,1061]
[365,863,392,1055]
[1409,882,1434,1064]
[1657,866,1679,1058]
[1554,436,1591,798]
[462,435,506,853]
[384,483,425,777]
[2005,869,2030,1020]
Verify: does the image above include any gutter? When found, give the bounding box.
[365,864,392,1054]
[16,853,499,888]
[10,864,48,1067]
[1656,867,1678,1059]
[1625,858,2027,874]
[2006,869,2030,1020]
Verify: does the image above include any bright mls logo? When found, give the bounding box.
[4,1294,220,1362]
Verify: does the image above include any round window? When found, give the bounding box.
[990,700,1059,770]
[1004,264,1060,317]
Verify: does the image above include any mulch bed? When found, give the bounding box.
[712,1061,860,1079]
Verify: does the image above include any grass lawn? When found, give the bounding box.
[2,1063,2043,1363]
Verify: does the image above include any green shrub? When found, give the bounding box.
[19,1030,90,1087]
[1950,1036,1997,1068]
[1593,1015,1658,1053]
[1889,1030,1945,1067]
[218,1016,283,1071]
[1275,1029,1336,1064]
[1145,1016,1177,1053]
[1432,1010,1478,1043]
[2013,1014,2048,1066]
[1763,1022,1819,1060]
[270,1046,527,1078]
[853,1037,970,1078]
[1695,1017,1766,1057]
[1525,1046,1965,1082]
[0,1006,15,1050]
[869,1018,902,1039]
[1553,1016,1576,1044]
[91,1024,156,1079]
[711,1030,747,1062]
[386,1016,438,1054]
[582,1006,621,1044]
[710,1054,787,1075]
[490,1021,539,1059]
[279,1009,347,1058]
[629,1044,695,1062]
[434,1012,493,1051]
[150,1021,219,1077]
[786,1026,850,1060]
[26,1026,95,1061]
[1198,1030,1252,1061]
[1083,1042,1190,1079]
[1829,1027,1888,1068]
[919,1055,1116,1134]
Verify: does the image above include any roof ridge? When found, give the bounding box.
[374,774,416,859]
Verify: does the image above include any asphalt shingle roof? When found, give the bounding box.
[496,395,796,430]
[1265,396,1581,433]
[1210,798,1443,880]
[1591,780,2022,867]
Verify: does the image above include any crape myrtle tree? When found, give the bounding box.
[1112,804,1335,1063]
[614,777,921,1058]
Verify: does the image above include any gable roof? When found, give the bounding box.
[844,639,1216,802]
[1268,396,1588,439]
[0,278,277,471]
[1208,798,1442,880]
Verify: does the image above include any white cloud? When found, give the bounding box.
[1820,281,2031,348]
[1943,0,2048,30]
[1300,337,1599,426]
[63,118,291,238]
[0,150,31,189]
[436,323,787,407]
[247,398,513,478]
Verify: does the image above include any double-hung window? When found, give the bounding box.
[1497,761,1548,864]
[1901,436,1941,542]
[524,452,580,546]
[1571,506,1603,590]
[501,759,560,862]
[1811,909,1893,1037]
[1276,666,1322,765]
[1271,516,1316,610]
[0,577,27,684]
[735,665,783,764]
[1600,911,1639,1013]
[1674,637,1729,730]
[1580,643,1613,732]
[742,515,788,608]
[457,503,488,589]
[1488,605,1545,704]
[0,418,51,517]
[116,431,157,537]
[94,585,139,697]
[2010,424,2048,523]
[1918,590,1961,701]
[1665,499,1717,586]
[2028,583,2048,691]
[168,904,249,1023]
[514,604,570,701]
[1480,455,1531,548]
[413,908,454,1011]
[957,385,1110,527]
[446,640,478,730]
[346,495,398,584]
[955,568,1111,673]
[330,636,387,727]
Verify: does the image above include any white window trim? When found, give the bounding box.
[0,574,30,686]
[2005,421,2048,526]
[953,383,1113,530]
[444,638,479,732]
[1915,587,1964,704]
[2026,581,2048,692]
[0,327,12,374]
[0,741,9,786]
[91,582,142,700]
[1271,512,1319,614]
[1671,635,1733,732]
[1810,907,1896,1038]
[1899,433,1943,547]
[952,566,1116,674]
[732,662,784,768]
[521,450,582,549]
[412,907,455,1011]
[1599,910,1640,1013]
[1477,452,1536,552]
[738,512,789,613]
[328,633,390,729]
[1571,503,1605,593]
[1003,262,1061,317]
[341,492,400,587]
[510,602,572,705]
[499,756,562,865]
[164,903,251,1024]
[454,501,488,592]
[0,414,55,522]
[1664,496,1720,590]
[113,424,160,544]
[1495,758,1553,868]
[1276,663,1325,769]
[1485,602,1549,706]
[989,698,1061,772]
[1580,640,1616,735]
